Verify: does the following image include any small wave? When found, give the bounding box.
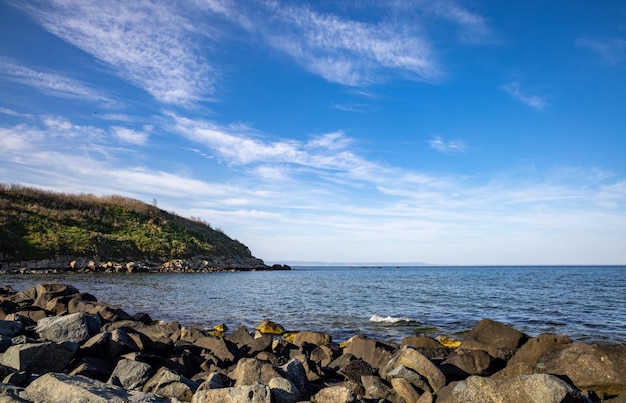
[369,315,415,324]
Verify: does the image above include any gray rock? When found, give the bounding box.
[339,358,373,384]
[0,322,23,338]
[0,341,77,374]
[108,358,153,390]
[381,345,446,393]
[195,372,226,392]
[279,358,308,397]
[194,336,239,366]
[361,375,394,401]
[25,372,172,402]
[386,365,432,393]
[269,376,301,403]
[0,383,29,402]
[536,342,626,396]
[230,357,282,387]
[35,312,100,344]
[436,374,591,403]
[143,366,199,402]
[191,383,271,403]
[67,298,133,323]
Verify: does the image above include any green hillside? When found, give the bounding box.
[0,184,253,262]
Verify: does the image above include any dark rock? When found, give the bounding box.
[0,321,24,338]
[33,283,80,309]
[133,312,153,325]
[440,349,495,381]
[194,336,239,366]
[342,335,395,371]
[3,371,30,387]
[0,341,78,374]
[108,358,154,390]
[68,298,133,323]
[68,356,114,382]
[339,358,373,384]
[361,375,394,401]
[459,318,529,358]
[279,358,309,397]
[402,334,444,349]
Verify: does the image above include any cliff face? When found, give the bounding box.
[0,184,265,271]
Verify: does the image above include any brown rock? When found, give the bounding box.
[342,335,395,371]
[230,358,282,387]
[292,331,332,347]
[440,349,495,380]
[459,319,528,358]
[507,333,572,367]
[381,346,447,393]
[537,342,626,396]
[391,377,421,403]
[401,334,444,349]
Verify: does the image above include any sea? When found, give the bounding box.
[3,266,625,344]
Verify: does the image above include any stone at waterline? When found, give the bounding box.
[507,332,573,367]
[458,318,528,358]
[255,320,285,335]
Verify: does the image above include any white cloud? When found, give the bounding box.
[0,58,114,105]
[16,0,214,105]
[577,37,626,64]
[428,136,467,154]
[501,82,548,110]
[111,126,151,145]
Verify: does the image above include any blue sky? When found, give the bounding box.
[1,0,625,265]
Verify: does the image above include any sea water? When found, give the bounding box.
[3,266,625,344]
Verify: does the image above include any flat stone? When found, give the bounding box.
[0,342,77,374]
[35,312,100,344]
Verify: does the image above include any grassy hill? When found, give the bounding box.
[0,184,254,263]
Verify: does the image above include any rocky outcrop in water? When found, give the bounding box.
[0,283,625,402]
[0,256,291,274]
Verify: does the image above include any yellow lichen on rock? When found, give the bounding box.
[436,335,462,348]
[256,320,285,335]
[282,332,297,343]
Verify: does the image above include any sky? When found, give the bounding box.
[1,0,625,265]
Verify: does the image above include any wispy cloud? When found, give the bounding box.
[577,37,626,64]
[204,0,441,86]
[425,1,491,43]
[111,126,151,145]
[428,136,467,154]
[0,58,114,105]
[15,1,215,105]
[501,82,548,110]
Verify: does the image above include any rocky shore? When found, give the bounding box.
[0,283,625,402]
[0,257,292,274]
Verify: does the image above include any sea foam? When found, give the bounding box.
[369,314,414,323]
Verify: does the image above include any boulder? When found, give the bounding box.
[507,333,572,367]
[292,331,332,347]
[386,365,432,393]
[536,342,626,396]
[255,320,285,335]
[0,321,24,338]
[339,358,373,384]
[194,336,239,366]
[67,298,133,323]
[342,335,395,371]
[0,341,77,374]
[459,319,528,358]
[35,312,100,344]
[108,358,154,390]
[402,334,445,349]
[279,358,308,397]
[311,385,357,403]
[361,375,394,401]
[191,383,271,403]
[0,383,29,402]
[195,372,226,391]
[68,356,114,382]
[390,377,421,403]
[25,372,171,402]
[230,358,282,387]
[33,283,80,309]
[381,345,446,393]
[269,376,301,403]
[436,374,591,403]
[143,366,199,402]
[440,349,495,380]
